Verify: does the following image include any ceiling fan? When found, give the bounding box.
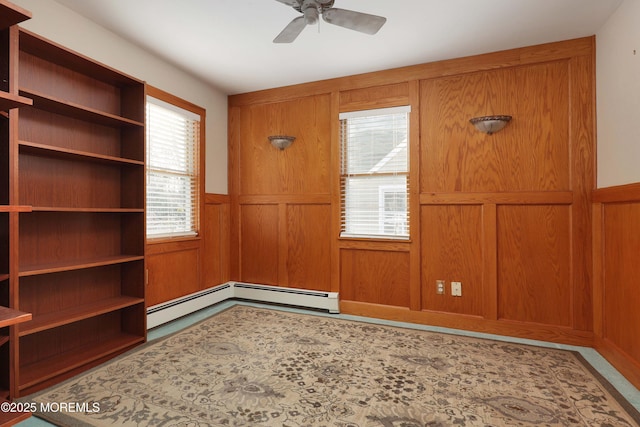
[273,0,387,43]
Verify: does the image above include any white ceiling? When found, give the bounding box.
[53,0,622,95]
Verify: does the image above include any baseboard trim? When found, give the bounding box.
[595,337,640,390]
[339,300,595,347]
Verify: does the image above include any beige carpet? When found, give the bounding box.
[23,305,640,426]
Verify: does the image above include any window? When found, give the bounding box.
[146,91,202,239]
[340,106,410,239]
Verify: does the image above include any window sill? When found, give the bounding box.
[146,234,201,245]
[339,235,412,244]
[338,236,412,248]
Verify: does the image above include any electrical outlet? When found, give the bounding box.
[451,281,462,297]
[436,280,445,295]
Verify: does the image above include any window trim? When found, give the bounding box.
[145,85,206,243]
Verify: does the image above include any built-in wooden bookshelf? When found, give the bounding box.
[1,2,34,424]
[5,26,147,397]
[0,0,147,417]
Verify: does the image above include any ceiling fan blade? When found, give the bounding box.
[273,16,307,43]
[274,0,300,6]
[322,8,386,35]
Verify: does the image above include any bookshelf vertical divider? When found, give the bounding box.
[1,3,33,422]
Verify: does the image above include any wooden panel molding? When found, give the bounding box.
[238,194,330,205]
[593,182,640,203]
[420,191,573,205]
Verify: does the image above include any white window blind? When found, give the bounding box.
[146,96,200,239]
[340,106,410,239]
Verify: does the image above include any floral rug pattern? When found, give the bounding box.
[25,305,640,426]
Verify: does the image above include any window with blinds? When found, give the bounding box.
[146,95,201,239]
[340,106,410,239]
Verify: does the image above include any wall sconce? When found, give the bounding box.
[469,115,512,135]
[268,135,296,150]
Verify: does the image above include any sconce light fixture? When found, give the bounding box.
[469,115,512,135]
[268,135,296,150]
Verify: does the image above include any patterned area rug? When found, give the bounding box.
[24,305,640,426]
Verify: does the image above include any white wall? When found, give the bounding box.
[596,0,640,188]
[11,0,228,194]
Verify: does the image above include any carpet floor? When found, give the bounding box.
[23,305,640,426]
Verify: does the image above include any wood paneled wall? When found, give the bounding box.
[229,94,333,292]
[228,37,596,347]
[593,183,640,389]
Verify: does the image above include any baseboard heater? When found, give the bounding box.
[147,282,339,329]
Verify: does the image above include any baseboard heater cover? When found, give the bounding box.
[146,283,234,329]
[147,282,339,329]
[233,282,340,314]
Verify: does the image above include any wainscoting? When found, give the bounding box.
[593,183,640,389]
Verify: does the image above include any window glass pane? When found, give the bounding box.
[344,113,408,174]
[343,175,408,237]
[146,95,201,239]
[340,106,410,239]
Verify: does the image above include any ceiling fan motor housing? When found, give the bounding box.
[296,0,335,15]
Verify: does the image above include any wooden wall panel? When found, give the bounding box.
[240,204,279,285]
[569,54,595,332]
[286,204,331,291]
[339,83,409,112]
[420,205,483,316]
[146,243,200,307]
[602,203,640,362]
[203,195,230,288]
[340,249,410,308]
[592,184,640,388]
[238,94,331,195]
[497,205,571,326]
[420,61,570,193]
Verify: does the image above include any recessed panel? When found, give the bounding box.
[286,204,331,291]
[421,205,483,316]
[497,205,571,326]
[340,248,410,308]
